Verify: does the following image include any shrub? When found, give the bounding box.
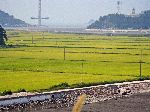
[138,76,150,81]
[71,82,90,88]
[17,88,26,92]
[49,82,70,91]
[1,90,12,96]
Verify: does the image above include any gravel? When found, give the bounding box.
[35,92,150,112]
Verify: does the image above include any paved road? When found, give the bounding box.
[36,92,150,112]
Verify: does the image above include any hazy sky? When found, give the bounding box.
[0,0,150,26]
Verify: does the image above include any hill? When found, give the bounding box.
[0,10,28,27]
[87,10,150,29]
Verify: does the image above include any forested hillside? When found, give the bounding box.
[0,10,28,27]
[87,10,150,29]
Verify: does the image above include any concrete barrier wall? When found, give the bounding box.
[0,80,150,111]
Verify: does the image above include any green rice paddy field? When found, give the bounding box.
[0,30,149,92]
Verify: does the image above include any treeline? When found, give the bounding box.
[87,10,150,29]
[0,10,28,27]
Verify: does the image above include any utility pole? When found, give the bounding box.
[42,32,44,39]
[81,62,84,83]
[64,47,66,60]
[38,0,42,26]
[31,0,49,26]
[32,33,34,44]
[139,49,143,80]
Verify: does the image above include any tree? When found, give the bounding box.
[0,25,7,46]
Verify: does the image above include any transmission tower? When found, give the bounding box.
[117,1,121,14]
[132,8,136,15]
[31,0,49,26]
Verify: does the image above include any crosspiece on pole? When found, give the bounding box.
[31,17,49,19]
[31,0,49,26]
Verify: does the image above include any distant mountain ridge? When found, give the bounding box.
[87,10,150,29]
[0,10,28,27]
